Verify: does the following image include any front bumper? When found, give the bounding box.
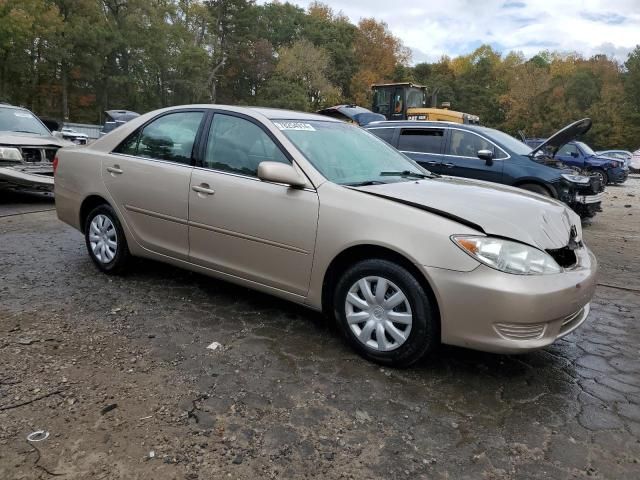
[0,165,54,191]
[608,167,628,184]
[575,191,604,204]
[424,246,597,354]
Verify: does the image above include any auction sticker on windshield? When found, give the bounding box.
[273,121,316,131]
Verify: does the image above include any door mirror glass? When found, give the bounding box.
[258,161,306,187]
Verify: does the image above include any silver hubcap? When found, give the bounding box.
[89,214,117,263]
[345,276,413,352]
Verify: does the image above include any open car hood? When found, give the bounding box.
[529,118,592,157]
[316,105,386,126]
[354,177,581,250]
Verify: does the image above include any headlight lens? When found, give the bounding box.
[452,236,562,275]
[0,147,22,161]
[561,173,590,184]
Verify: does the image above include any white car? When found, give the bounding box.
[59,127,89,145]
[631,149,640,172]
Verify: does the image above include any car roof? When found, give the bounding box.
[0,103,30,112]
[249,107,341,122]
[365,120,495,133]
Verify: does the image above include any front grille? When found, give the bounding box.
[43,148,57,162]
[20,147,42,162]
[494,322,546,340]
[18,147,58,163]
[546,246,577,268]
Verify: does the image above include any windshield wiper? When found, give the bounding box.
[13,130,41,134]
[344,180,387,187]
[379,170,432,179]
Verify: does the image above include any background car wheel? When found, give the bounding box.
[519,183,551,196]
[333,259,438,367]
[84,204,130,274]
[591,169,608,185]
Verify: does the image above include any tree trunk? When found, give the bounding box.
[61,62,69,123]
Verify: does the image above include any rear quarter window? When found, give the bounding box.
[368,128,396,146]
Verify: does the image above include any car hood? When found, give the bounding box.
[0,132,73,148]
[354,176,580,250]
[529,118,592,157]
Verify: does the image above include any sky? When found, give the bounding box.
[292,0,640,64]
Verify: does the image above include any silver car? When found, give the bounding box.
[55,105,598,366]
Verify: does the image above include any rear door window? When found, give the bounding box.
[398,129,444,154]
[114,111,204,164]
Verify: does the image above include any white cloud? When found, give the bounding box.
[284,0,640,63]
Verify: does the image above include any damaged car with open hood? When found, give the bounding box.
[55,106,598,367]
[366,118,605,219]
[0,103,74,192]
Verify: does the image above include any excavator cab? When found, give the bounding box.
[371,83,480,124]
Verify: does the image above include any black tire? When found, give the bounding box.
[84,204,130,274]
[519,183,551,196]
[591,169,608,185]
[333,259,438,367]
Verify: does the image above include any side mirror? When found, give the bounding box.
[477,149,494,166]
[257,161,307,188]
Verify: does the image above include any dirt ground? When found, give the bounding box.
[1,178,639,480]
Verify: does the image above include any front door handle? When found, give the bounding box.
[192,184,215,195]
[106,165,123,175]
[443,163,455,168]
[425,161,438,167]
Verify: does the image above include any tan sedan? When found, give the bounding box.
[54,106,597,366]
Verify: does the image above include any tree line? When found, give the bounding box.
[1,0,639,149]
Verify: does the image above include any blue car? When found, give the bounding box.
[365,118,605,218]
[526,139,628,185]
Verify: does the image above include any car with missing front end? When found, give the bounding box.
[0,103,74,191]
[366,118,605,219]
[525,139,629,185]
[55,105,598,367]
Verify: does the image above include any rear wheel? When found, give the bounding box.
[333,259,438,367]
[84,204,130,274]
[519,183,551,196]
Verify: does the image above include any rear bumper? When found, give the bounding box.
[424,246,598,354]
[0,165,54,191]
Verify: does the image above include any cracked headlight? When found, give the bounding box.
[561,173,590,184]
[452,236,562,275]
[0,147,22,161]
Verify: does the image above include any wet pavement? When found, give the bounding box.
[1,179,639,479]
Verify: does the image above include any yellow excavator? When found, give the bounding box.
[371,82,480,124]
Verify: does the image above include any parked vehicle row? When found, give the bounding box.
[55,105,597,366]
[365,119,605,219]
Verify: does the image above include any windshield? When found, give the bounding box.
[481,127,533,155]
[0,107,50,135]
[274,120,427,185]
[575,141,595,156]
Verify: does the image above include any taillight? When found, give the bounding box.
[52,156,59,175]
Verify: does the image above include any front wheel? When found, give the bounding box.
[333,259,438,367]
[591,169,608,185]
[84,204,130,274]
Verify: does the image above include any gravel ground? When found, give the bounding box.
[1,178,639,479]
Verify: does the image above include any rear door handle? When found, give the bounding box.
[192,184,215,195]
[425,161,438,166]
[106,165,123,174]
[443,163,455,168]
